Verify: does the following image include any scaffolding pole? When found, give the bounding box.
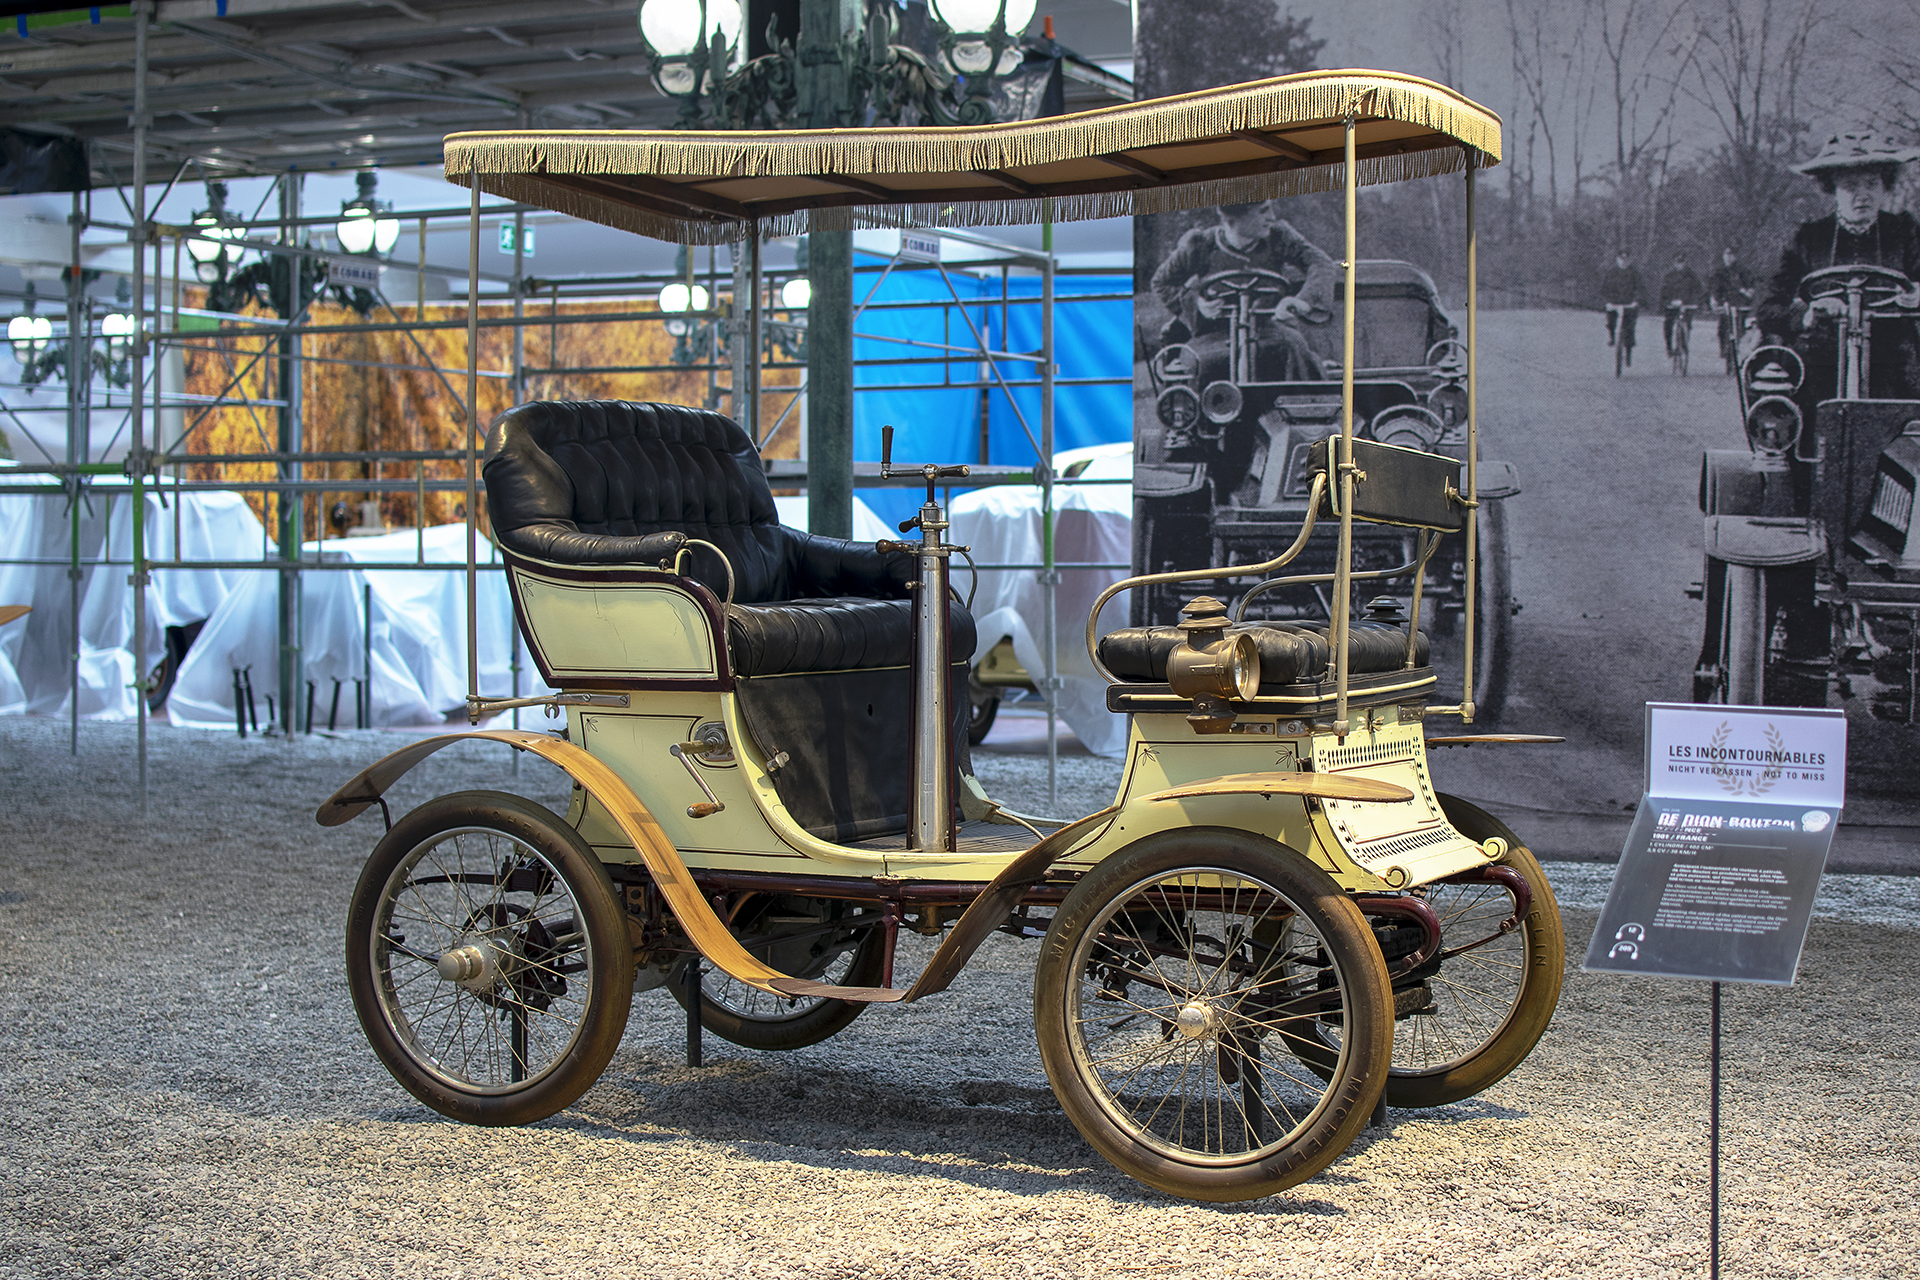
[131,0,150,813]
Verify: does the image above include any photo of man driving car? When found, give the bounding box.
[1148,200,1337,382]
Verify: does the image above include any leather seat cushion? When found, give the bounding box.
[483,399,912,605]
[1099,620,1427,687]
[728,597,978,677]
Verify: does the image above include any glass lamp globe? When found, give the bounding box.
[337,172,401,257]
[186,215,225,265]
[8,315,36,363]
[336,211,400,256]
[640,0,742,59]
[780,276,811,310]
[930,0,1034,35]
[188,218,246,283]
[658,282,711,313]
[102,311,137,360]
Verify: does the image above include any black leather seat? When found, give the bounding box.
[483,400,974,676]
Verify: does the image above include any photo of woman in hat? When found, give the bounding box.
[1756,130,1920,405]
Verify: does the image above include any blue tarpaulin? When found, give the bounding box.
[849,256,1131,531]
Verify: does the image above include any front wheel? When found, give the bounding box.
[345,791,635,1127]
[1035,829,1392,1202]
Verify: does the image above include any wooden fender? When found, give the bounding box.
[317,729,1126,1006]
[317,728,796,996]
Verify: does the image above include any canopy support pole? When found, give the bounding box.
[748,223,763,450]
[1041,215,1057,804]
[1461,148,1480,724]
[1332,110,1359,737]
[465,178,481,720]
[510,187,527,762]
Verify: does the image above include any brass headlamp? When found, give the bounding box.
[1165,596,1262,732]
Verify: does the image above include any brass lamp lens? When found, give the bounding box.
[1228,632,1261,701]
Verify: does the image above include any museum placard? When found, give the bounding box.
[1584,704,1846,985]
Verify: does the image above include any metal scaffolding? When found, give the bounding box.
[0,1,1129,812]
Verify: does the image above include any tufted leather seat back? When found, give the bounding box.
[483,400,905,605]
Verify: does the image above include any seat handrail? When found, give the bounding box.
[1084,472,1326,685]
[1231,528,1440,621]
[675,538,737,607]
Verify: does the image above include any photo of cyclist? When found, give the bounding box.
[1659,253,1705,359]
[1601,251,1643,358]
[1708,247,1755,373]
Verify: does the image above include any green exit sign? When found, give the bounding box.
[498,224,535,257]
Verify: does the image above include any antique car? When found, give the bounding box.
[317,71,1564,1203]
[1692,263,1920,716]
[1137,258,1518,721]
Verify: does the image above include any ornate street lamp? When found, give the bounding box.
[186,181,247,285]
[335,171,400,257]
[7,278,138,389]
[638,0,1041,129]
[639,0,745,127]
[96,277,137,388]
[7,283,54,375]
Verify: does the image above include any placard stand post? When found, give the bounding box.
[1710,980,1720,1279]
[1586,702,1847,1277]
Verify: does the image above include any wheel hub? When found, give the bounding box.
[437,937,510,991]
[1175,1000,1218,1040]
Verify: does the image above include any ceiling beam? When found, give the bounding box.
[164,0,639,52]
[0,32,203,74]
[167,18,523,110]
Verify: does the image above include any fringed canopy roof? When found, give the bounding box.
[443,69,1501,245]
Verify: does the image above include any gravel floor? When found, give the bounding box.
[2,717,1916,1279]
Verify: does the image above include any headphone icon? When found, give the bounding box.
[1608,922,1646,960]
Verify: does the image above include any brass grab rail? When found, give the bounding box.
[1083,472,1326,685]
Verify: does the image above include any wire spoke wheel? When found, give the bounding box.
[346,792,633,1126]
[1035,830,1390,1202]
[670,896,884,1051]
[1384,796,1562,1107]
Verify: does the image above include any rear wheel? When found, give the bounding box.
[345,791,634,1126]
[669,896,885,1050]
[966,672,1001,745]
[1034,829,1392,1202]
[1386,797,1564,1107]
